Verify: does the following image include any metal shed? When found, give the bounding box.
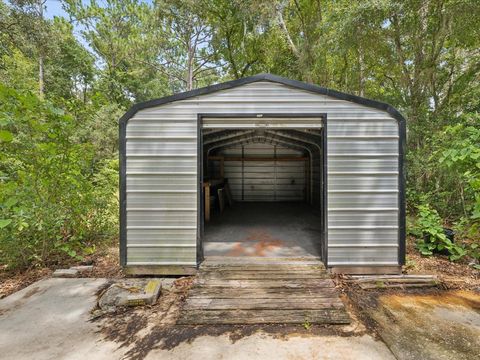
[119,74,406,275]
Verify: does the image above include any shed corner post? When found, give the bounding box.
[322,114,328,267]
[398,114,407,266]
[119,113,129,267]
[197,113,205,266]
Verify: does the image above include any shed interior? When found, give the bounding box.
[201,127,325,260]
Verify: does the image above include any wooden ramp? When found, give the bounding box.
[178,257,351,325]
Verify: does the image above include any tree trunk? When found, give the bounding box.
[358,46,365,97]
[38,0,45,98]
[186,41,194,91]
[38,55,44,98]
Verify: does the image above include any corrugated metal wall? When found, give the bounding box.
[125,81,400,267]
[217,143,305,202]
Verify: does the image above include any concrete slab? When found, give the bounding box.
[366,290,480,360]
[71,265,94,273]
[0,278,118,360]
[52,268,79,278]
[144,333,395,360]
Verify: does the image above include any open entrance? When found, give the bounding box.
[199,114,326,263]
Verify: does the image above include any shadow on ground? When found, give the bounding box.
[97,277,365,360]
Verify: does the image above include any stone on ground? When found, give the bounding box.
[98,279,162,311]
[71,265,94,273]
[52,268,79,278]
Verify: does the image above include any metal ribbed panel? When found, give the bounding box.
[126,157,197,173]
[220,143,305,202]
[127,247,197,265]
[126,192,196,208]
[125,80,400,267]
[328,139,398,154]
[127,210,196,227]
[328,228,398,246]
[328,246,398,265]
[328,156,398,172]
[127,229,196,245]
[126,139,197,156]
[127,174,196,191]
[328,193,398,208]
[327,210,398,227]
[328,120,398,136]
[328,174,398,191]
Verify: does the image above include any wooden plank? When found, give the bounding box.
[183,298,345,310]
[178,258,350,325]
[187,287,341,299]
[206,178,224,186]
[177,309,351,325]
[198,272,329,280]
[348,275,438,283]
[353,278,438,284]
[199,270,328,276]
[204,183,210,222]
[200,269,327,276]
[201,264,326,271]
[193,278,336,288]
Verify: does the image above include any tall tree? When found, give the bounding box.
[155,0,219,90]
[205,0,268,79]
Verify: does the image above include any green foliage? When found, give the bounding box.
[0,85,118,270]
[302,319,312,330]
[411,205,467,261]
[438,123,480,224]
[1,0,480,270]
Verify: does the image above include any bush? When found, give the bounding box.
[437,123,480,231]
[0,86,118,270]
[411,204,467,261]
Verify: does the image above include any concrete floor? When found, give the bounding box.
[203,202,323,258]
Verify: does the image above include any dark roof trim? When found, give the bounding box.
[119,73,406,126]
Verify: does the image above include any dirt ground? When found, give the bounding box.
[404,237,480,289]
[2,238,479,297]
[0,245,123,299]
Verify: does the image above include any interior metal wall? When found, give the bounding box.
[124,81,400,268]
[218,143,306,202]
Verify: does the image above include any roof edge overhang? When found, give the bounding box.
[118,73,406,126]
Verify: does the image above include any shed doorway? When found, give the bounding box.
[199,114,326,262]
